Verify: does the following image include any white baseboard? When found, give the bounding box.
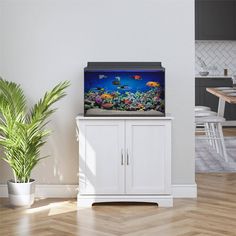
[172,183,197,198]
[0,184,78,198]
[0,185,8,197]
[0,184,197,198]
[35,185,78,198]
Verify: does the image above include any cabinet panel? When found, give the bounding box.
[195,0,236,40]
[79,120,125,194]
[195,78,236,120]
[125,120,171,194]
[199,87,236,119]
[198,78,232,87]
[199,86,219,111]
[195,82,200,105]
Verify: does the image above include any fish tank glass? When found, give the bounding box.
[84,62,165,116]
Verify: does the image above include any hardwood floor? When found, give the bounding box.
[0,173,236,236]
[223,127,236,136]
[196,127,236,136]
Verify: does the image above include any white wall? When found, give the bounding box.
[0,0,195,185]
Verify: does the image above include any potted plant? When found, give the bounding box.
[0,78,70,207]
[197,56,209,76]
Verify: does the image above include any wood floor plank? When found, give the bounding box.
[1,173,236,235]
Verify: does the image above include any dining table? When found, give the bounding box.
[206,87,236,118]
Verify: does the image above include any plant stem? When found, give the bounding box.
[13,170,16,183]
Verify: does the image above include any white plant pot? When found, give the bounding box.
[7,179,35,207]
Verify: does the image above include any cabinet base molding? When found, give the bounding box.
[77,194,173,207]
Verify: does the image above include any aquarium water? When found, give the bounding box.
[84,62,165,116]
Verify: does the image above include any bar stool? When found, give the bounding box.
[195,110,217,117]
[195,115,228,162]
[195,111,218,148]
[195,106,211,112]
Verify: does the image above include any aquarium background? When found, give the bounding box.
[84,70,165,116]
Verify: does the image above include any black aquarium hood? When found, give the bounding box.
[84,62,165,71]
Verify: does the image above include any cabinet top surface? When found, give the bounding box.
[195,76,233,79]
[76,114,173,120]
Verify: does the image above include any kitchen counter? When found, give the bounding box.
[195,75,233,79]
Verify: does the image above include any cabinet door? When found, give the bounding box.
[78,120,125,194]
[199,86,219,111]
[195,0,236,40]
[125,120,171,194]
[195,78,235,120]
[195,78,200,105]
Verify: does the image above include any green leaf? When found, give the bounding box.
[0,78,70,183]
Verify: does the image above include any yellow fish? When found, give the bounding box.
[100,93,113,99]
[146,81,160,87]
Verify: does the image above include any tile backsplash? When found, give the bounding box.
[195,41,236,76]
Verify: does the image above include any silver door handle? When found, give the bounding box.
[127,149,129,165]
[121,149,124,165]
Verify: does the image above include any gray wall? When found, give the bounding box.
[0,0,195,185]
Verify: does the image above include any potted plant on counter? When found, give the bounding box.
[197,56,209,76]
[0,78,70,207]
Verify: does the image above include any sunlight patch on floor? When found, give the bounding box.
[25,200,77,216]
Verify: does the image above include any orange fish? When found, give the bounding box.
[123,99,132,105]
[132,75,142,80]
[146,81,160,87]
[100,93,113,99]
[137,103,144,108]
[102,103,113,109]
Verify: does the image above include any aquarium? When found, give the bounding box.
[84,62,165,116]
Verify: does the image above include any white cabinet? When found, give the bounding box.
[125,120,171,194]
[78,120,125,194]
[76,116,173,207]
